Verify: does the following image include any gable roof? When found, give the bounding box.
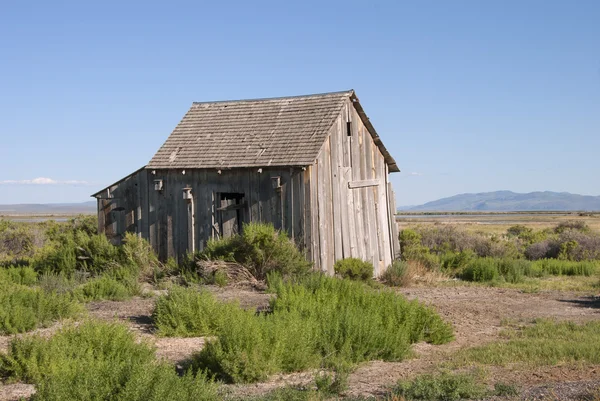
[146,90,399,172]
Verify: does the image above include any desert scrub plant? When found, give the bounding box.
[394,370,487,401]
[192,274,454,383]
[199,222,312,280]
[381,260,410,286]
[453,320,600,367]
[0,320,219,401]
[533,259,598,276]
[72,275,140,302]
[0,265,38,286]
[460,258,543,283]
[152,286,242,337]
[0,283,82,334]
[334,257,374,281]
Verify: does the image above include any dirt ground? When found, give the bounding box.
[1,285,599,400]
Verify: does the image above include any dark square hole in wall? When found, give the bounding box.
[216,192,246,238]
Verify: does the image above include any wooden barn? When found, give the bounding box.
[91,90,400,276]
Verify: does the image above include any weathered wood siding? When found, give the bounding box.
[309,99,399,276]
[145,168,306,261]
[96,168,149,245]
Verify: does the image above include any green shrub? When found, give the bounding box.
[0,321,218,401]
[199,222,312,280]
[192,274,453,383]
[0,265,38,286]
[152,286,241,337]
[555,220,590,234]
[460,258,501,282]
[439,251,475,272]
[121,232,161,278]
[394,371,487,400]
[399,229,430,260]
[334,258,374,281]
[533,259,598,276]
[381,260,409,286]
[73,275,140,302]
[0,284,82,334]
[460,257,598,283]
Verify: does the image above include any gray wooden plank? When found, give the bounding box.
[348,179,379,189]
[329,118,343,262]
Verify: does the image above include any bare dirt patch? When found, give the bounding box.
[345,286,600,399]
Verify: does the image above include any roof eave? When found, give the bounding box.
[349,92,400,173]
[90,166,147,198]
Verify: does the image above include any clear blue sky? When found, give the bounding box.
[1,0,598,206]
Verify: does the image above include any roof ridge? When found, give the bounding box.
[192,89,354,106]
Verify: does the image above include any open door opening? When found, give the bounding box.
[215,192,246,238]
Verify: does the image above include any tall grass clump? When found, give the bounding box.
[199,222,312,280]
[152,286,241,337]
[381,260,410,287]
[192,274,453,383]
[0,283,82,334]
[459,257,599,283]
[0,321,218,401]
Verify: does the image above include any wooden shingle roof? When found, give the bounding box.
[147,90,399,172]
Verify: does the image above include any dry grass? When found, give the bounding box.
[397,212,600,235]
[399,260,452,287]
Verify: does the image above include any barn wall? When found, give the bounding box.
[311,99,399,276]
[146,167,306,261]
[96,168,149,245]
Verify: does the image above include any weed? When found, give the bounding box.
[73,275,140,301]
[0,265,38,286]
[494,382,519,396]
[381,260,410,286]
[152,286,241,337]
[191,274,453,383]
[0,284,82,334]
[0,320,219,401]
[394,371,487,400]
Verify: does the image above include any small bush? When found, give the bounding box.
[555,220,590,234]
[334,258,374,281]
[0,284,82,334]
[152,286,241,337]
[0,321,218,401]
[199,222,312,280]
[73,275,140,301]
[381,260,410,287]
[395,371,487,401]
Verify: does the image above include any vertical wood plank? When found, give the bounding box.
[350,107,366,260]
[329,118,343,262]
[363,125,380,270]
[310,164,320,271]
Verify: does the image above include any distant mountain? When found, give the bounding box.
[0,201,96,215]
[404,191,600,212]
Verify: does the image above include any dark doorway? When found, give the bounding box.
[216,192,246,238]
